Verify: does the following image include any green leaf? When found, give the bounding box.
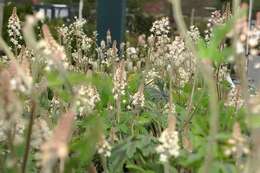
[219,163,237,173]
[109,140,130,173]
[137,115,152,125]
[91,73,113,107]
[197,17,234,63]
[69,116,103,168]
[126,164,155,173]
[56,88,72,102]
[118,123,129,134]
[46,71,64,88]
[126,142,138,158]
[67,72,89,85]
[128,73,142,94]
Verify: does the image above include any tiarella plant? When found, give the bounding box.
[0,1,260,173]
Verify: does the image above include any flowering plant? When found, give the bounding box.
[0,3,260,173]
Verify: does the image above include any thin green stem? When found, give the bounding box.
[163,162,170,173]
[101,155,109,173]
[21,99,36,173]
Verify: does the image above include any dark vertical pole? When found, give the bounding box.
[96,0,127,45]
[0,0,4,36]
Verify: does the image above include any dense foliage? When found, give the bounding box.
[0,1,260,173]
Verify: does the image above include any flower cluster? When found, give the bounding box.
[224,122,250,157]
[40,111,74,171]
[205,9,231,41]
[225,86,244,109]
[0,118,25,144]
[126,46,138,59]
[112,61,127,100]
[41,25,69,71]
[187,25,201,41]
[9,60,33,94]
[156,116,180,162]
[145,68,160,85]
[0,69,23,125]
[50,96,62,117]
[7,7,23,50]
[163,103,177,116]
[75,85,100,116]
[97,135,112,157]
[217,65,229,82]
[166,34,196,87]
[31,118,52,150]
[150,17,170,36]
[131,84,145,108]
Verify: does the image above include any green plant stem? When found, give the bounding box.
[183,72,197,127]
[168,69,174,116]
[59,158,65,173]
[170,1,220,172]
[116,96,121,124]
[7,125,19,172]
[21,99,36,173]
[163,162,170,173]
[0,156,4,172]
[101,155,109,173]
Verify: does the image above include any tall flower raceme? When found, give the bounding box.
[31,118,52,167]
[112,60,127,100]
[205,11,223,41]
[97,134,112,158]
[71,35,93,72]
[0,119,25,144]
[0,69,25,144]
[41,25,69,71]
[125,43,143,72]
[156,115,180,162]
[165,26,200,87]
[105,41,119,67]
[58,18,95,72]
[75,84,100,117]
[187,25,201,41]
[49,96,62,117]
[149,17,171,66]
[204,7,231,41]
[57,17,87,42]
[69,17,87,36]
[148,17,200,87]
[224,122,250,158]
[150,17,170,37]
[126,46,138,60]
[95,33,119,71]
[8,59,33,94]
[31,118,52,150]
[40,111,75,173]
[131,83,145,108]
[7,7,23,52]
[225,86,245,109]
[57,24,69,41]
[204,9,234,86]
[163,102,177,116]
